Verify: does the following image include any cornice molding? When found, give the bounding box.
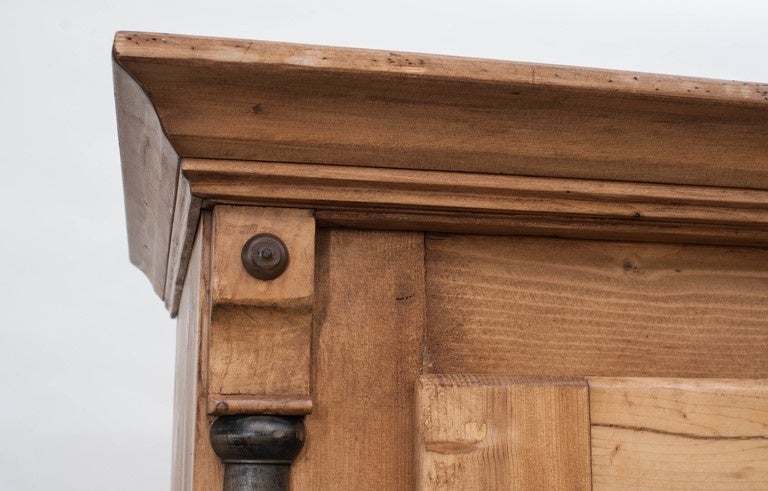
[184,157,768,246]
[112,32,768,315]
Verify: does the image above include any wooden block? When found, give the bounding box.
[211,205,314,307]
[206,205,315,414]
[416,374,592,490]
[426,235,768,378]
[589,377,768,489]
[207,305,311,398]
[291,229,426,489]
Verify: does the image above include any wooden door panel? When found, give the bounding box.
[590,377,768,489]
[417,375,768,489]
[415,374,592,490]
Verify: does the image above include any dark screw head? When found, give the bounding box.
[215,401,229,413]
[241,234,289,280]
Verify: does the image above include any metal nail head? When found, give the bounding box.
[241,233,289,280]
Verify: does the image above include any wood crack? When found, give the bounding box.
[592,423,768,441]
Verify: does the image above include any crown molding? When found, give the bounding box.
[113,31,768,315]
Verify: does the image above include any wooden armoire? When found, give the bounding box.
[113,32,768,489]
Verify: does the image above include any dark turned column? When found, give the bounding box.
[210,415,305,491]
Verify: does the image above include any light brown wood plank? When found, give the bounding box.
[426,235,768,378]
[170,214,201,490]
[589,378,768,489]
[114,61,179,297]
[590,378,768,437]
[191,211,224,490]
[114,32,768,190]
[207,206,314,413]
[416,374,591,490]
[291,229,425,489]
[172,211,223,490]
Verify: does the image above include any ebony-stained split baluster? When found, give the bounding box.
[210,415,305,491]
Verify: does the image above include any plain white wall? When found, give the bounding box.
[0,1,766,489]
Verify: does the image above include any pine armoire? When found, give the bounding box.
[113,32,768,490]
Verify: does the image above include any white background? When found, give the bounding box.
[1,1,766,489]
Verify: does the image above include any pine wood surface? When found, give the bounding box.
[315,209,768,249]
[207,306,311,398]
[113,61,179,298]
[184,158,768,248]
[113,32,767,107]
[205,395,313,416]
[170,220,201,490]
[416,374,591,490]
[114,33,768,313]
[425,234,768,378]
[589,377,768,489]
[210,206,315,307]
[164,174,202,315]
[173,211,224,490]
[115,30,768,491]
[290,229,426,489]
[114,32,768,189]
[206,206,314,414]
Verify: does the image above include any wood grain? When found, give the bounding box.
[114,32,768,190]
[315,210,768,248]
[211,206,314,307]
[291,229,425,489]
[185,158,768,247]
[164,173,202,316]
[206,206,314,414]
[170,215,201,490]
[590,378,768,437]
[113,32,767,107]
[114,32,768,312]
[207,305,311,398]
[416,374,591,490]
[589,377,768,489]
[205,395,312,416]
[114,61,179,298]
[426,234,768,378]
[172,211,223,490]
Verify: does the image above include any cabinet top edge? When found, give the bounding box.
[113,31,767,107]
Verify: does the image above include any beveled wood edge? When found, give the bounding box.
[418,373,589,388]
[165,173,202,315]
[114,60,180,299]
[206,395,314,416]
[113,31,768,108]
